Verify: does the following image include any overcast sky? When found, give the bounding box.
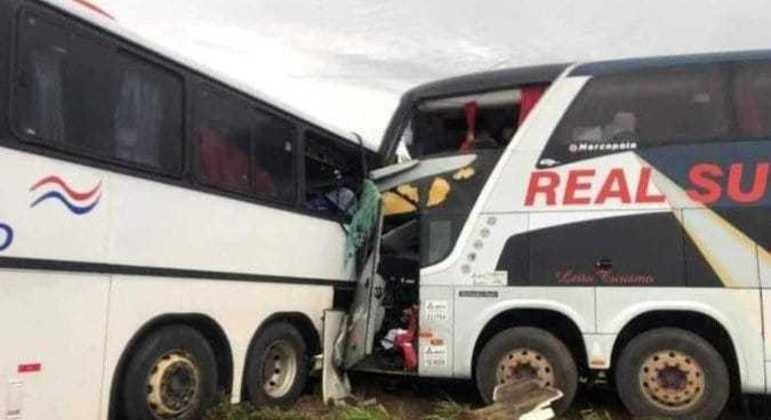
[95,0,771,145]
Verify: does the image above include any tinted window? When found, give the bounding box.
[0,1,12,137]
[540,62,771,167]
[541,65,730,168]
[12,10,183,173]
[194,89,253,193]
[253,111,296,202]
[13,13,68,145]
[113,54,184,171]
[194,88,297,202]
[419,149,500,266]
[733,62,771,138]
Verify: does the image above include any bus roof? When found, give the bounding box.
[402,63,570,103]
[37,0,377,151]
[571,49,771,77]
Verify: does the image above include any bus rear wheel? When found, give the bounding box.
[615,328,729,420]
[120,325,218,420]
[475,327,578,415]
[243,322,308,408]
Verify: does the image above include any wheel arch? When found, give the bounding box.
[239,311,320,402]
[609,309,742,395]
[470,307,589,379]
[108,313,234,420]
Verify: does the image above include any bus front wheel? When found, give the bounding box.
[119,325,219,420]
[475,326,578,415]
[243,322,308,408]
[615,327,729,420]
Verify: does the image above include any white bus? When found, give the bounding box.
[345,52,770,419]
[0,0,375,418]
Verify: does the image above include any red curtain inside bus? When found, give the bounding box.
[518,84,547,125]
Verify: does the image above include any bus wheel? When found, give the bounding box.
[475,327,577,415]
[120,325,218,420]
[243,322,308,407]
[615,328,729,420]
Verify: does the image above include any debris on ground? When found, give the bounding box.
[458,379,562,420]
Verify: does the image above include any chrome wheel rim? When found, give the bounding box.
[146,351,200,418]
[262,340,298,398]
[496,348,556,388]
[639,349,706,411]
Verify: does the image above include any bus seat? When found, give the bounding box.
[198,127,249,188]
[394,305,418,371]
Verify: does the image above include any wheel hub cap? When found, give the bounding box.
[639,349,705,410]
[262,340,298,398]
[496,348,555,388]
[147,351,200,418]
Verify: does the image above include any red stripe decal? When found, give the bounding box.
[18,363,42,374]
[72,0,115,20]
[30,176,101,202]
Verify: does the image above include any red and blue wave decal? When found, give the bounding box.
[30,176,102,215]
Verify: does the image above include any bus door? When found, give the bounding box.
[342,154,479,369]
[342,217,384,369]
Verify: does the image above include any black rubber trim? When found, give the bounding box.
[0,256,355,288]
[570,49,771,77]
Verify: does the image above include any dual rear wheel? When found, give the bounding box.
[615,328,729,419]
[475,327,578,415]
[475,327,729,419]
[118,322,308,420]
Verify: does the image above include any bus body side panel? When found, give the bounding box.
[106,162,352,280]
[451,286,595,379]
[101,165,348,416]
[417,285,455,377]
[0,271,110,420]
[102,277,333,414]
[0,149,112,419]
[438,205,598,379]
[597,288,764,392]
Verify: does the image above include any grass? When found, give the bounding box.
[205,398,470,420]
[204,401,311,420]
[420,401,468,420]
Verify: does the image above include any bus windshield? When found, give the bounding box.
[393,84,548,161]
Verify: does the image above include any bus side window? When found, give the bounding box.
[733,62,771,138]
[252,111,296,203]
[304,132,359,217]
[13,12,67,144]
[113,54,184,173]
[538,65,731,168]
[194,89,253,194]
[12,10,183,174]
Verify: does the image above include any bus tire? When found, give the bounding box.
[119,325,219,420]
[615,327,729,420]
[243,322,308,407]
[475,327,577,415]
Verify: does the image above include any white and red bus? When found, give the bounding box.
[347,52,770,419]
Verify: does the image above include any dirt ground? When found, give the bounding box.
[293,372,754,419]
